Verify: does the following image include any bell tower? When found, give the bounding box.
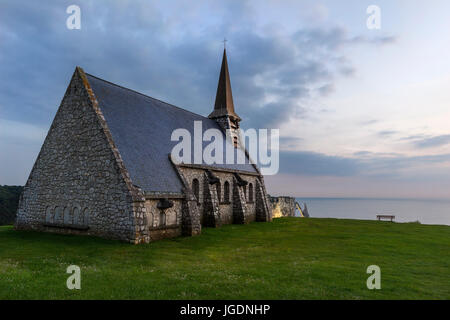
[208,49,241,147]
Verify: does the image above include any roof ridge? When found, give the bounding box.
[84,72,210,120]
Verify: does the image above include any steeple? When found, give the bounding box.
[208,49,241,121]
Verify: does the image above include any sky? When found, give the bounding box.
[1,0,450,199]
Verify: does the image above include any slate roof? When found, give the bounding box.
[85,73,257,194]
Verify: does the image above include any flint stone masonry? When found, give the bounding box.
[255,179,271,222]
[16,52,272,244]
[15,68,148,243]
[177,166,265,227]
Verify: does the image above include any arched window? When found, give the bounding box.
[45,206,53,223]
[217,182,221,202]
[63,207,71,225]
[149,212,154,228]
[224,181,230,203]
[249,183,254,203]
[54,206,62,224]
[192,178,200,203]
[159,212,166,227]
[73,207,80,225]
[243,185,247,200]
[83,208,90,226]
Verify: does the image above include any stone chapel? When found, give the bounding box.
[15,49,272,243]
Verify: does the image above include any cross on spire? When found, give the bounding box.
[223,38,227,49]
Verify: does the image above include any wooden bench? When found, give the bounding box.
[377,215,395,222]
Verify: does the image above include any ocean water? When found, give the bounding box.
[295,198,450,226]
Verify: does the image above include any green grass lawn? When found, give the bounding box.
[0,218,449,299]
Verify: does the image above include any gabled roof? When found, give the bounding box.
[84,71,256,194]
[208,49,240,120]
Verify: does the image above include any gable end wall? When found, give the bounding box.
[15,68,147,243]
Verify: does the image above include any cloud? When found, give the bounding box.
[399,134,428,141]
[265,173,450,200]
[0,0,403,187]
[377,130,398,137]
[279,136,304,149]
[278,150,450,178]
[353,151,402,158]
[371,35,397,45]
[0,119,47,143]
[0,119,45,185]
[279,150,360,176]
[0,0,396,133]
[359,119,379,126]
[413,134,450,149]
[317,83,335,96]
[233,27,396,129]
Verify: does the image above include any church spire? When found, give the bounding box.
[208,49,241,121]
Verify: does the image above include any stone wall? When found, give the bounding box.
[177,166,267,226]
[211,116,241,148]
[144,198,182,241]
[15,68,148,243]
[15,67,272,244]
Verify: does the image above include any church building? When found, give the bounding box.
[15,50,272,243]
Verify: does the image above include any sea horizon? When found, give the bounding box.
[280,196,450,202]
[292,197,450,226]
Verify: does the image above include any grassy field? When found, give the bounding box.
[0,218,449,300]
